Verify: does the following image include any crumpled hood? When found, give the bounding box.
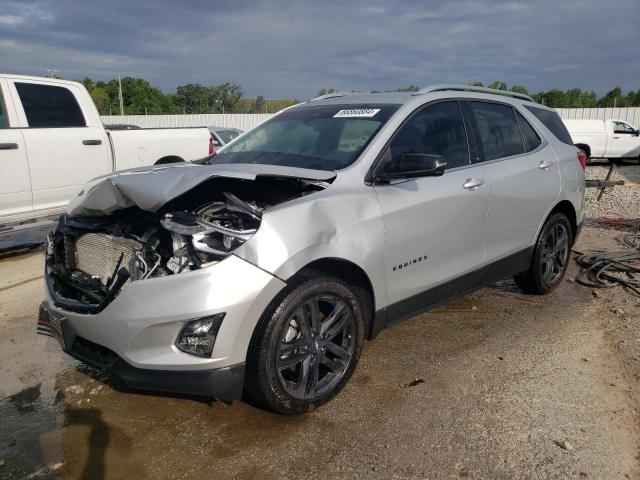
[68,162,336,216]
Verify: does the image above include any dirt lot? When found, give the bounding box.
[1,165,639,480]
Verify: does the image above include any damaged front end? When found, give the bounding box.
[46,172,331,313]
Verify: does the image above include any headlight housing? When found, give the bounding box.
[176,313,225,357]
[161,200,259,260]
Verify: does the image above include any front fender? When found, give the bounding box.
[234,189,389,310]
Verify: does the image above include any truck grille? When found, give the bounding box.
[70,233,141,283]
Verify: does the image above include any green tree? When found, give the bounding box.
[209,82,243,113]
[393,85,420,92]
[598,87,623,107]
[488,81,508,91]
[510,85,529,95]
[253,95,265,113]
[176,84,210,113]
[89,87,111,113]
[316,88,337,97]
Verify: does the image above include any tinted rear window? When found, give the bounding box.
[524,106,573,145]
[515,110,542,152]
[16,83,86,128]
[468,101,524,161]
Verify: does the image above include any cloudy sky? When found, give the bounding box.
[1,0,638,98]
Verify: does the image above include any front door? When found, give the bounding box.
[610,121,640,158]
[373,101,488,316]
[8,79,110,214]
[0,81,32,220]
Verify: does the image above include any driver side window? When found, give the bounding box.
[388,101,470,170]
[614,121,635,134]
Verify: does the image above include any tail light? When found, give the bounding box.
[208,136,215,156]
[576,150,587,172]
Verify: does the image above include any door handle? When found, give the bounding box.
[82,139,102,145]
[0,143,19,150]
[612,136,620,139]
[463,178,485,190]
[538,159,553,169]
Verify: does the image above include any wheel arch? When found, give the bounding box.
[293,257,376,339]
[547,200,578,244]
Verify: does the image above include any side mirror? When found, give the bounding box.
[635,129,640,137]
[376,153,447,182]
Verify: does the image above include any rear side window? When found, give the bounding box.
[524,105,573,145]
[515,110,541,152]
[15,83,86,128]
[389,101,470,169]
[468,101,524,161]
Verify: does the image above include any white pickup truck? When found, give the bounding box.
[563,118,640,162]
[0,74,212,226]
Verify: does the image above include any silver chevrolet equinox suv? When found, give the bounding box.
[39,85,585,414]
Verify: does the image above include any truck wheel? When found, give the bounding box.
[246,272,365,414]
[514,213,572,295]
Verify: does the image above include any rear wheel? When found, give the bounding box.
[246,273,365,414]
[514,213,572,294]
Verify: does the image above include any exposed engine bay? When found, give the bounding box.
[46,175,328,312]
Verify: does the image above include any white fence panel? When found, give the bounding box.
[101,108,640,132]
[100,114,273,131]
[557,107,640,125]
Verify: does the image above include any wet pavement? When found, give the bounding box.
[1,226,639,479]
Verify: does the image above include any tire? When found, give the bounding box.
[246,272,365,414]
[514,213,573,295]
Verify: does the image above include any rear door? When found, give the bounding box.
[610,121,640,158]
[373,100,488,311]
[8,79,111,214]
[464,100,560,267]
[0,79,32,220]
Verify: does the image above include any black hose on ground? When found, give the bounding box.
[574,234,640,296]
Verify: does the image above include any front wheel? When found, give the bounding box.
[246,273,365,414]
[514,213,572,294]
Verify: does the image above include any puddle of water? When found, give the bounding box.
[0,381,64,479]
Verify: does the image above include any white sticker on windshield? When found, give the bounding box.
[333,108,380,118]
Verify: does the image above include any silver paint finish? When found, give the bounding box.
[46,254,286,370]
[51,89,585,377]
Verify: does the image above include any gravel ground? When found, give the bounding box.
[584,162,640,221]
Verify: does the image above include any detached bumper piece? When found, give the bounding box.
[37,302,245,403]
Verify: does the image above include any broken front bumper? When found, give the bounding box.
[41,254,286,401]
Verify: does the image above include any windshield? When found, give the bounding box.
[210,104,399,171]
